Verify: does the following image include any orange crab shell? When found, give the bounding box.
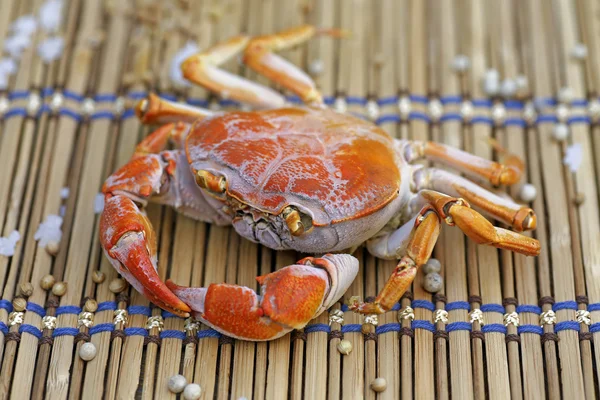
[185,107,402,226]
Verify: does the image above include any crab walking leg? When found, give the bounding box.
[413,190,540,256]
[131,121,192,159]
[243,25,348,104]
[404,140,524,187]
[166,254,359,341]
[413,167,537,232]
[181,35,286,109]
[351,206,442,314]
[135,92,214,125]
[352,191,540,315]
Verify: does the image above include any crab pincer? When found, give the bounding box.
[167,254,358,341]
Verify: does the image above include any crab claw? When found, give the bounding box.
[100,195,191,317]
[166,254,359,341]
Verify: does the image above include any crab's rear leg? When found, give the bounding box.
[166,254,359,341]
[181,35,286,109]
[135,92,214,125]
[413,167,536,232]
[354,190,540,315]
[243,25,348,105]
[405,140,524,187]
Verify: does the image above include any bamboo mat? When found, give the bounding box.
[1,0,600,399]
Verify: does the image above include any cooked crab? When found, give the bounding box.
[100,25,540,341]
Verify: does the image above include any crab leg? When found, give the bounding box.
[414,190,540,255]
[405,140,524,187]
[243,25,348,104]
[352,205,441,314]
[100,125,214,317]
[181,35,287,109]
[135,92,213,125]
[413,167,536,232]
[166,254,359,341]
[353,190,540,314]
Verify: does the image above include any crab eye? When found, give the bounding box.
[195,170,226,193]
[282,206,313,237]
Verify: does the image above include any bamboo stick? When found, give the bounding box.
[496,1,544,399]
[551,2,598,398]
[576,0,600,388]
[529,2,585,398]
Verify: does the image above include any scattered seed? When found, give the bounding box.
[337,339,353,355]
[370,377,387,392]
[574,192,585,206]
[40,274,55,290]
[423,272,443,293]
[168,374,188,394]
[482,69,500,96]
[92,270,105,283]
[183,383,202,400]
[12,297,27,312]
[46,240,60,255]
[79,342,97,361]
[361,323,375,335]
[52,281,67,296]
[552,123,569,141]
[519,183,537,203]
[558,87,574,104]
[500,78,517,98]
[109,278,128,293]
[308,59,324,76]
[84,299,98,313]
[571,43,587,60]
[451,55,470,72]
[422,258,441,274]
[19,282,34,297]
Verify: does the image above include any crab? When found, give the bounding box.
[100,25,541,341]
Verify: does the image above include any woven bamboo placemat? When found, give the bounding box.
[1,0,599,399]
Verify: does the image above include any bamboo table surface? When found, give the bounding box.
[1,1,599,399]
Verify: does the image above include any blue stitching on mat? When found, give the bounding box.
[481,324,507,334]
[412,300,435,311]
[197,329,222,339]
[304,324,330,334]
[553,301,577,311]
[124,327,148,337]
[412,320,435,332]
[588,303,600,312]
[480,304,505,313]
[518,325,543,335]
[160,330,186,340]
[446,301,470,312]
[97,301,117,312]
[27,302,46,317]
[20,324,42,339]
[516,305,542,314]
[128,306,151,316]
[554,321,580,333]
[56,306,82,316]
[0,299,13,313]
[90,323,114,335]
[53,327,79,337]
[446,322,471,332]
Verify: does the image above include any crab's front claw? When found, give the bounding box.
[100,195,191,317]
[166,254,359,341]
